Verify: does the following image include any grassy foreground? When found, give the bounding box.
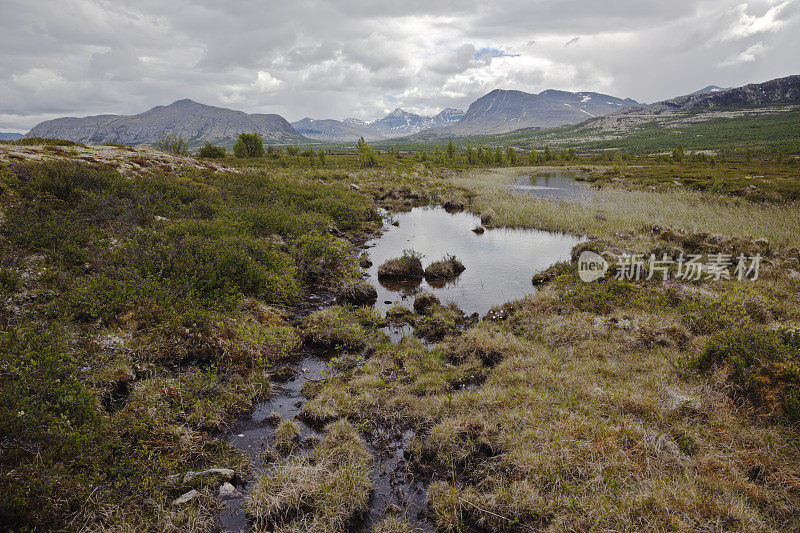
[1,142,799,531]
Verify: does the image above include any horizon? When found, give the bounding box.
[2,0,798,133]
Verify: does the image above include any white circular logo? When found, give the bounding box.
[577,250,608,282]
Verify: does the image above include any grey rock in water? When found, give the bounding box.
[218,482,243,500]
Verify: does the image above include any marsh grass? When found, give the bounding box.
[246,419,372,531]
[455,167,800,247]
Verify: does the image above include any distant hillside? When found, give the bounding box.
[292,108,464,142]
[379,76,800,154]
[26,99,304,147]
[579,75,800,134]
[0,133,24,141]
[691,85,730,95]
[438,89,637,136]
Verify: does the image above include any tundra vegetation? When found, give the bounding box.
[0,137,799,531]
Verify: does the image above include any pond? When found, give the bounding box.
[364,206,583,316]
[508,168,593,202]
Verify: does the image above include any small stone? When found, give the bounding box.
[218,482,243,500]
[172,490,200,506]
[184,467,235,483]
[472,225,485,234]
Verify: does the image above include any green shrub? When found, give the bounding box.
[233,133,265,158]
[696,327,800,421]
[197,142,226,158]
[152,133,188,155]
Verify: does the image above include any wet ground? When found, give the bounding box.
[221,188,585,531]
[508,168,593,202]
[364,206,582,316]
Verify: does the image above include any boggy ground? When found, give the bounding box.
[276,165,800,530]
[1,141,799,531]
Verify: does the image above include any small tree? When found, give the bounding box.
[356,137,376,167]
[494,146,504,165]
[543,145,552,161]
[153,133,188,155]
[528,148,539,165]
[233,133,265,158]
[197,142,226,158]
[671,143,684,163]
[506,146,517,165]
[318,149,326,166]
[446,137,455,159]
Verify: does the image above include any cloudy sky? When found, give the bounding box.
[1,0,798,132]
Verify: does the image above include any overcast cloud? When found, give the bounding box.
[1,0,798,132]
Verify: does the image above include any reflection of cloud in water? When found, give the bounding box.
[365,207,583,316]
[508,170,594,203]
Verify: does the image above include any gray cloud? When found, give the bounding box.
[1,0,797,131]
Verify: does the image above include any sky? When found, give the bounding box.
[1,0,798,132]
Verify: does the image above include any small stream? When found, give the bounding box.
[219,172,585,531]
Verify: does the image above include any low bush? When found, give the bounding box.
[197,142,226,158]
[695,327,800,421]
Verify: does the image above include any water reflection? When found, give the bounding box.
[508,169,593,202]
[364,206,582,316]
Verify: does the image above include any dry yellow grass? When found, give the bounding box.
[452,167,800,248]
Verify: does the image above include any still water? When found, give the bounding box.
[364,206,582,316]
[508,169,593,202]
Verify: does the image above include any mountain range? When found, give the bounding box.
[440,89,638,136]
[26,99,302,147]
[291,108,465,141]
[21,75,798,147]
[0,133,24,141]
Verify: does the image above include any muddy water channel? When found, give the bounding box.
[508,168,594,202]
[220,199,583,531]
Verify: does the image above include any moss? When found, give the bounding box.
[302,305,379,351]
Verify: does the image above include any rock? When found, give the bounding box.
[218,482,243,500]
[172,490,200,506]
[413,292,440,315]
[183,467,235,484]
[166,474,181,485]
[594,211,608,221]
[336,280,378,305]
[359,254,373,268]
[471,225,485,234]
[378,255,424,280]
[348,184,360,190]
[480,210,496,226]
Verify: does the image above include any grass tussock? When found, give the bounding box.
[246,419,372,531]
